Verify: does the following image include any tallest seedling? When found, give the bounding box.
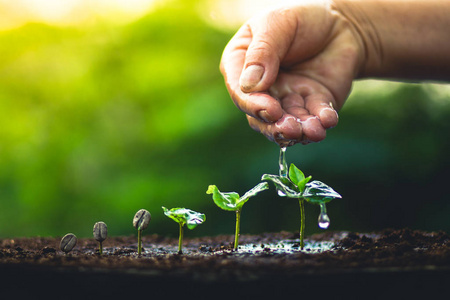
[262,163,341,249]
[207,182,269,250]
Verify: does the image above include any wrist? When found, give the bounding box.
[331,0,382,79]
[331,0,450,82]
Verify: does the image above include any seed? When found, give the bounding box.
[93,221,108,242]
[133,209,151,231]
[60,233,77,253]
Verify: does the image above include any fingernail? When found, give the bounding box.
[240,65,264,91]
[257,110,272,122]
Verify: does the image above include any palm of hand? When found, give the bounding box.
[222,4,362,145]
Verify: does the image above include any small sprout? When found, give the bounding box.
[262,163,341,250]
[93,221,108,255]
[60,233,77,254]
[206,182,269,250]
[133,209,151,256]
[162,207,206,254]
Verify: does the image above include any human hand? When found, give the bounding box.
[220,1,363,146]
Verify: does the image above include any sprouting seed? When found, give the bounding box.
[93,221,108,255]
[133,209,151,256]
[60,233,77,254]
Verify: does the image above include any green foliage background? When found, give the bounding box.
[0,1,449,239]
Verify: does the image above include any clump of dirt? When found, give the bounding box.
[1,228,449,298]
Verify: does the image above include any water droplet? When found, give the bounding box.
[277,147,288,196]
[318,203,330,229]
[278,146,288,177]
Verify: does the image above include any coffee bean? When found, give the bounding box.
[93,221,108,242]
[133,209,151,231]
[60,233,77,253]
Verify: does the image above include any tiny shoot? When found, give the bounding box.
[262,163,341,249]
[206,182,269,251]
[133,209,151,256]
[162,207,206,254]
[93,221,108,255]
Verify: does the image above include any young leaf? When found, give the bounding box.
[288,164,305,185]
[206,183,269,211]
[303,180,342,204]
[239,182,269,205]
[261,174,302,198]
[206,185,240,211]
[162,207,206,230]
[288,164,312,192]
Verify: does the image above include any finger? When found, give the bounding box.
[297,115,326,143]
[220,27,283,123]
[273,74,339,129]
[280,93,309,117]
[279,93,327,143]
[239,10,298,93]
[247,114,303,146]
[304,93,339,129]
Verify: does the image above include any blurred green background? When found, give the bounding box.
[0,0,449,239]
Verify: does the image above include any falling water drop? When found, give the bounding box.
[279,146,287,177]
[318,203,330,229]
[277,146,287,196]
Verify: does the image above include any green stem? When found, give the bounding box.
[299,198,305,250]
[99,241,103,255]
[234,209,241,251]
[138,229,142,256]
[178,223,184,254]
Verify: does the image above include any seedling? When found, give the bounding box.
[262,163,341,249]
[162,207,206,254]
[206,182,269,250]
[93,221,108,255]
[133,209,151,256]
[60,233,77,254]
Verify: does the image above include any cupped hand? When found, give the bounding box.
[220,1,363,146]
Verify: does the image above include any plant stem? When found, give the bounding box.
[138,229,142,256]
[178,223,184,254]
[299,198,305,250]
[234,209,241,251]
[99,241,103,255]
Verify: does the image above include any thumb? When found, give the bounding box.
[239,11,297,93]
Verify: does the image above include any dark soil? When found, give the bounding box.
[1,228,449,299]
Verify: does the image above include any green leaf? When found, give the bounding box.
[288,163,312,192]
[288,164,305,186]
[303,180,342,204]
[206,183,268,212]
[162,207,206,230]
[261,174,302,198]
[206,185,241,211]
[239,182,269,206]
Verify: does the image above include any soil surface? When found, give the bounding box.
[1,228,449,299]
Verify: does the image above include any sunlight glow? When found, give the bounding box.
[0,0,160,30]
[200,0,323,30]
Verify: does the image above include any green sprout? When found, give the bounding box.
[262,163,341,249]
[206,182,269,251]
[162,207,206,254]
